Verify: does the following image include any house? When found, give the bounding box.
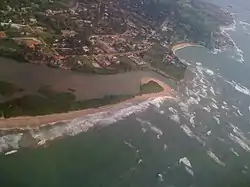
[15,38,42,49]
[0,31,6,39]
[62,30,77,37]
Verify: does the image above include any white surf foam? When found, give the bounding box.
[178,157,194,176]
[240,21,250,27]
[206,130,212,136]
[228,123,250,151]
[148,124,163,139]
[150,96,170,108]
[210,102,219,109]
[169,114,181,124]
[237,109,243,116]
[213,116,220,124]
[138,158,143,164]
[136,117,163,138]
[228,123,249,141]
[240,21,250,35]
[220,20,245,63]
[4,150,18,156]
[179,102,190,115]
[229,133,250,152]
[206,149,226,166]
[187,97,199,105]
[205,69,215,76]
[136,117,151,126]
[210,86,216,96]
[220,20,236,32]
[25,96,174,146]
[124,140,137,149]
[168,107,178,114]
[203,106,211,112]
[185,166,194,176]
[211,48,223,54]
[157,173,164,182]
[189,114,195,126]
[230,147,240,156]
[221,105,229,110]
[180,124,194,138]
[0,133,23,154]
[179,157,192,168]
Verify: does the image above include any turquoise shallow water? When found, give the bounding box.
[2,0,250,186]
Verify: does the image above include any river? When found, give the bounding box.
[1,0,250,186]
[0,57,144,101]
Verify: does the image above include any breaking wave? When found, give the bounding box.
[220,20,245,63]
[179,157,194,176]
[179,157,192,168]
[230,147,240,157]
[225,80,250,96]
[0,134,23,153]
[136,117,163,139]
[229,133,250,152]
[169,114,181,124]
[0,96,173,154]
[206,149,226,166]
[180,125,194,138]
[240,21,250,35]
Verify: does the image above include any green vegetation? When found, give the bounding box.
[143,43,186,80]
[132,0,233,47]
[0,81,23,97]
[116,56,138,71]
[38,32,61,46]
[139,80,164,95]
[0,86,133,118]
[0,81,164,118]
[164,0,233,47]
[143,43,166,63]
[0,39,27,62]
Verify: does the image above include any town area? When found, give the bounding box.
[0,0,190,78]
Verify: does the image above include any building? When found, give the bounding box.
[15,38,42,49]
[0,31,6,39]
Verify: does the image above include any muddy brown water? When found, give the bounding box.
[0,57,145,101]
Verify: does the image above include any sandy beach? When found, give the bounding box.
[0,77,175,130]
[171,42,202,54]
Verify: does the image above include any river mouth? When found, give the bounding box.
[0,56,177,154]
[0,57,143,102]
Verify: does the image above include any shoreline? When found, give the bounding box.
[0,77,175,131]
[171,42,203,55]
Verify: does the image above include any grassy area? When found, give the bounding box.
[0,81,23,97]
[143,43,167,64]
[139,80,164,95]
[0,38,21,50]
[117,56,138,71]
[0,86,134,118]
[0,39,27,62]
[143,43,186,81]
[0,81,164,118]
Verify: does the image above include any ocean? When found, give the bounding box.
[1,0,250,186]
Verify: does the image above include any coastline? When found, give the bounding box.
[0,77,175,131]
[171,42,203,55]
